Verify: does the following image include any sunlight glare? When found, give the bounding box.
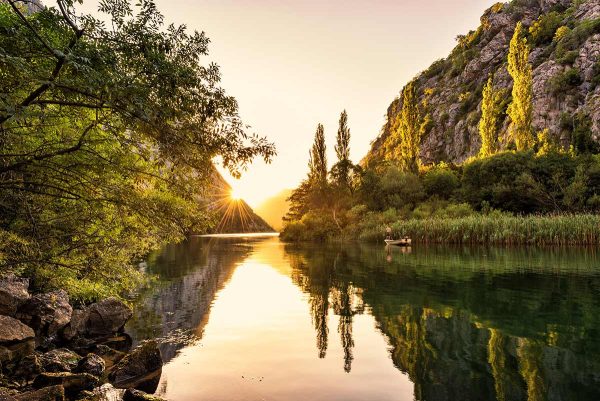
[230,188,242,201]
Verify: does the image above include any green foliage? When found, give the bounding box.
[553,25,571,42]
[331,110,353,191]
[0,1,274,297]
[360,213,600,245]
[530,11,563,46]
[309,123,328,186]
[384,82,422,172]
[591,61,600,89]
[548,68,582,94]
[508,22,535,151]
[423,164,460,199]
[478,75,502,157]
[555,18,600,61]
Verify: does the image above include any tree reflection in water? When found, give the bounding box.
[284,242,600,401]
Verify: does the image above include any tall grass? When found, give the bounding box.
[359,214,600,245]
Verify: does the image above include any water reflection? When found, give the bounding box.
[127,237,600,401]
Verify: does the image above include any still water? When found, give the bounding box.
[126,235,600,401]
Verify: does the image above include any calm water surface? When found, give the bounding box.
[126,235,600,401]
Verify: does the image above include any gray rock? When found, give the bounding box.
[76,353,105,377]
[108,341,162,393]
[39,348,81,373]
[0,316,34,344]
[12,353,42,381]
[0,275,29,317]
[16,291,72,337]
[33,372,99,398]
[15,385,65,401]
[123,388,165,401]
[85,298,133,337]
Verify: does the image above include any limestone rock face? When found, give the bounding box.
[0,275,29,317]
[16,291,72,337]
[366,0,600,165]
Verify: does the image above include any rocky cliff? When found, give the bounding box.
[366,0,600,165]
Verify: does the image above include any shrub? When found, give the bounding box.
[423,165,460,199]
[530,11,563,46]
[548,68,582,94]
[553,25,571,42]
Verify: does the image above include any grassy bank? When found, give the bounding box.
[358,214,600,245]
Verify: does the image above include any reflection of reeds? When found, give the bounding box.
[359,214,600,246]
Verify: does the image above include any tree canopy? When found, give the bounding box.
[0,0,274,300]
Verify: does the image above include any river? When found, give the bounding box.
[125,234,600,401]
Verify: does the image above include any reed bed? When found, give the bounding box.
[359,214,600,245]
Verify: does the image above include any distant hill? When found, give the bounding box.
[366,0,600,165]
[254,189,292,232]
[204,169,274,234]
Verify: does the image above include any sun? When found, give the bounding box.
[230,188,242,201]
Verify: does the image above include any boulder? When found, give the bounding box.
[39,349,81,373]
[33,372,98,398]
[76,354,105,377]
[0,316,34,344]
[100,335,132,353]
[60,309,86,341]
[94,345,126,369]
[84,298,132,337]
[16,291,72,337]
[0,388,18,401]
[14,385,65,401]
[0,341,35,365]
[78,384,125,401]
[123,388,166,401]
[0,275,29,317]
[108,341,162,393]
[12,354,42,381]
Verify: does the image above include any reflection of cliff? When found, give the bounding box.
[284,243,600,401]
[126,237,253,362]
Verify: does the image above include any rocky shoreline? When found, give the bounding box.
[0,274,165,401]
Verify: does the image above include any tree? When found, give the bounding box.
[385,82,422,173]
[479,74,502,157]
[0,0,274,299]
[309,123,328,186]
[507,22,535,151]
[331,110,352,190]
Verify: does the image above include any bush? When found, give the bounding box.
[423,165,460,199]
[530,11,563,46]
[548,68,582,93]
[380,166,425,209]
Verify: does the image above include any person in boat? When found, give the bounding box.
[385,225,393,240]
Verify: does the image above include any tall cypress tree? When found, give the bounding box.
[479,74,501,157]
[508,22,534,151]
[309,123,328,185]
[332,110,352,189]
[386,82,422,173]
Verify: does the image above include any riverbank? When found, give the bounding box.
[282,212,600,245]
[0,274,165,401]
[357,214,600,245]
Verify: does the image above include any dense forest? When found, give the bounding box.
[0,0,274,300]
[282,0,600,244]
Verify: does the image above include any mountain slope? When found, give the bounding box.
[366,0,600,165]
[208,170,274,233]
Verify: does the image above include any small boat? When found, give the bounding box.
[385,237,412,246]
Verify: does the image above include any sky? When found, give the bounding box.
[78,0,499,207]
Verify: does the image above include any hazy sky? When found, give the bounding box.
[79,0,499,207]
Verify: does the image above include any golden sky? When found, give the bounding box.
[78,0,499,207]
